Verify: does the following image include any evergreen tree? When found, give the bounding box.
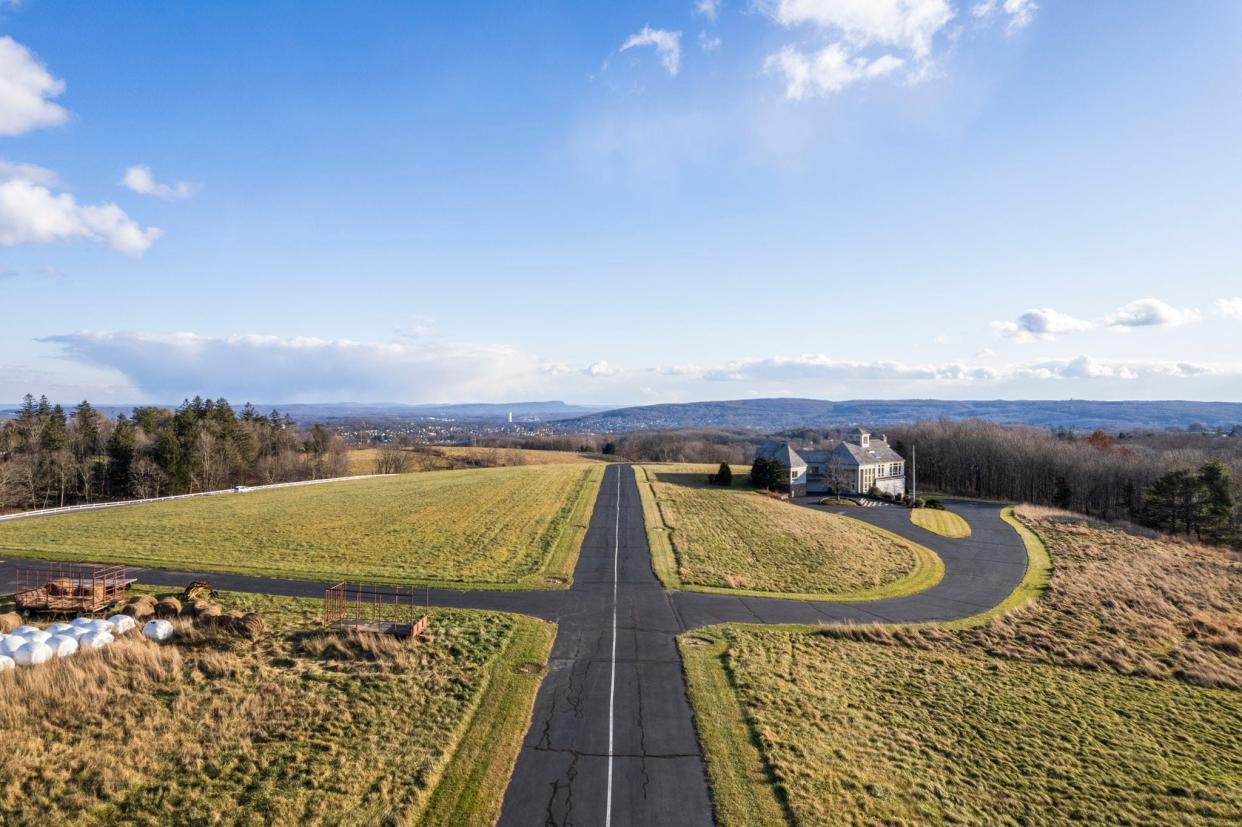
[1198,460,1236,543]
[715,462,733,487]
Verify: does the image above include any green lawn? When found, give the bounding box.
[681,506,1242,825]
[0,588,554,826]
[910,507,971,538]
[636,464,942,600]
[0,464,603,588]
[684,629,1242,826]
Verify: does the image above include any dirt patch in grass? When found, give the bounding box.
[637,464,941,600]
[0,588,550,825]
[0,464,603,589]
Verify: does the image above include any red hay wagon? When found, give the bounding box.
[14,562,129,615]
[323,581,430,638]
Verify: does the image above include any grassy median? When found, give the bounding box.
[637,463,941,601]
[910,507,971,538]
[0,464,603,589]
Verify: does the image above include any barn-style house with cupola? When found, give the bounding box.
[753,428,906,498]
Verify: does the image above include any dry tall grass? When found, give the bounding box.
[0,591,529,825]
[824,504,1242,688]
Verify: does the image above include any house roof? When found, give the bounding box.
[837,439,902,466]
[754,442,807,468]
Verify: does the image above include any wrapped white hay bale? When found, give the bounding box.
[0,636,26,656]
[71,617,95,629]
[15,640,53,666]
[0,655,13,672]
[46,622,76,635]
[24,630,53,645]
[107,614,137,635]
[47,634,79,657]
[87,618,115,634]
[142,619,174,642]
[12,625,41,637]
[80,630,114,650]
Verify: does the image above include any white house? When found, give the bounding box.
[754,429,906,498]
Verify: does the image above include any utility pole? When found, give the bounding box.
[912,444,917,506]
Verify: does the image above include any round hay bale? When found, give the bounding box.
[46,577,74,596]
[235,613,265,641]
[47,634,79,657]
[196,603,223,624]
[0,612,22,633]
[127,593,158,609]
[155,597,182,619]
[70,616,95,628]
[219,609,245,632]
[0,655,13,672]
[185,599,212,617]
[80,630,114,650]
[122,602,155,621]
[15,640,53,665]
[142,619,174,642]
[46,622,75,635]
[107,614,137,635]
[74,583,106,603]
[0,636,25,656]
[12,625,41,637]
[24,630,52,645]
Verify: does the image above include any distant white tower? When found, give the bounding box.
[508,411,513,424]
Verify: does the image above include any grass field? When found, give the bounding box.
[682,506,1242,825]
[0,588,554,826]
[347,446,603,475]
[910,507,971,538]
[636,464,942,600]
[0,464,603,589]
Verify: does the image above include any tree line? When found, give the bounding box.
[887,419,1240,546]
[0,394,350,512]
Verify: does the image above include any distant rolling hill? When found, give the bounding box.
[554,398,1242,433]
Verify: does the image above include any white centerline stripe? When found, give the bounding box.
[605,466,620,827]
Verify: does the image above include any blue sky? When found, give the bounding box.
[2,0,1241,405]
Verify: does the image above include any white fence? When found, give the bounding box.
[0,474,397,524]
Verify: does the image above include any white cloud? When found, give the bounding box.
[765,43,904,98]
[993,298,1203,341]
[41,331,541,403]
[991,307,1094,342]
[1016,356,1217,382]
[972,0,1037,32]
[121,164,198,200]
[699,31,722,51]
[1105,298,1201,329]
[585,360,618,377]
[0,177,162,254]
[0,159,58,185]
[620,26,682,77]
[703,353,997,382]
[766,0,954,60]
[1217,297,1242,320]
[761,0,1035,99]
[695,0,721,21]
[0,36,70,136]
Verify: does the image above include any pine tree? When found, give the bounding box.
[1198,460,1236,543]
[715,462,733,486]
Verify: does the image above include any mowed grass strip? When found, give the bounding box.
[0,589,553,826]
[687,627,1242,826]
[637,464,941,600]
[910,507,971,538]
[0,464,603,588]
